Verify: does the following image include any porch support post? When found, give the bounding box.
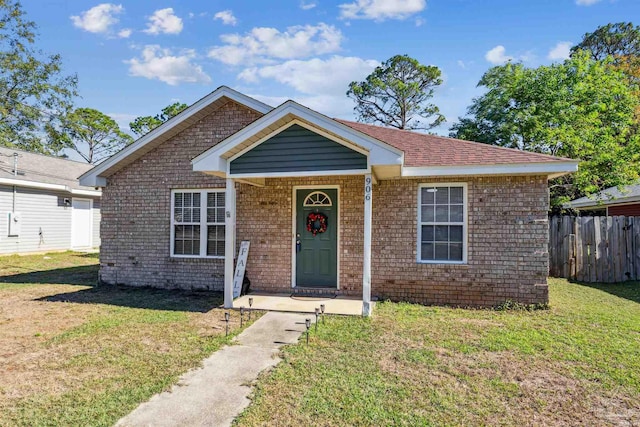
[362,173,373,316]
[224,178,236,309]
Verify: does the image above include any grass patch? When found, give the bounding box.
[237,278,640,426]
[0,251,259,427]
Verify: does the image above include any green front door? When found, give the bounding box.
[296,188,338,288]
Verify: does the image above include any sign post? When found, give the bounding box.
[233,241,250,298]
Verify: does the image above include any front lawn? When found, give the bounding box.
[238,279,640,426]
[0,252,253,427]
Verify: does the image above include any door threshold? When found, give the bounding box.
[292,287,339,298]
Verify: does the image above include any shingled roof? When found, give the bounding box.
[336,119,571,167]
[0,147,97,191]
[567,183,640,209]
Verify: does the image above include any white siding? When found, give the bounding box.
[0,185,101,254]
[92,199,101,248]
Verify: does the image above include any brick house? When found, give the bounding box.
[80,86,578,315]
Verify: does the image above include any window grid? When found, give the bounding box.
[172,190,225,258]
[418,184,466,263]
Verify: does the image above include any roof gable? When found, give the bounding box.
[229,124,368,174]
[79,86,273,187]
[192,101,403,177]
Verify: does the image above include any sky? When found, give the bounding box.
[20,0,640,143]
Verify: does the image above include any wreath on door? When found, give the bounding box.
[306,212,328,236]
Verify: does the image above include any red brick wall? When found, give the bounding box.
[99,101,261,290]
[237,175,549,306]
[236,176,363,294]
[371,176,549,306]
[100,102,549,305]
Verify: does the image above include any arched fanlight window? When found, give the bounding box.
[303,191,332,207]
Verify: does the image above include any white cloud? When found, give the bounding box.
[485,45,513,64]
[457,60,466,69]
[415,17,425,27]
[339,0,426,21]
[144,8,183,35]
[238,56,378,95]
[208,23,343,66]
[548,41,572,60]
[576,0,602,5]
[214,10,237,26]
[300,1,317,9]
[126,45,211,85]
[117,28,132,38]
[107,112,138,131]
[71,3,123,34]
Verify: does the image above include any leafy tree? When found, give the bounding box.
[347,54,445,130]
[129,102,188,136]
[47,108,133,164]
[0,0,77,154]
[450,52,640,209]
[571,22,640,62]
[572,22,640,119]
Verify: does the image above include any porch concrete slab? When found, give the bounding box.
[115,312,311,427]
[233,292,370,316]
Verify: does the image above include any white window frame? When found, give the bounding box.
[170,189,225,259]
[417,182,468,264]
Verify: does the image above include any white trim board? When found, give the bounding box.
[169,188,226,259]
[403,161,578,178]
[416,182,469,265]
[0,178,101,197]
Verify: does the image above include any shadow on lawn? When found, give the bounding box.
[0,265,99,286]
[574,280,640,304]
[38,285,224,313]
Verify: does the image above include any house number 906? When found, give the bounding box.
[365,176,372,201]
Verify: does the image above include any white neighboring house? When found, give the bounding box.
[0,147,101,254]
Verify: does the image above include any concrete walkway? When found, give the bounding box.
[116,312,312,427]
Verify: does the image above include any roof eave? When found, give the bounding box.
[0,177,101,196]
[402,161,579,178]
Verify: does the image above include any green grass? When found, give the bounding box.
[0,251,259,427]
[237,279,640,426]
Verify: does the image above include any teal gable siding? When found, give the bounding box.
[230,124,367,174]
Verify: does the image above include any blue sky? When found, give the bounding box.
[21,0,640,138]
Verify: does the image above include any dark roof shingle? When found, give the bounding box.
[0,147,95,190]
[336,119,572,167]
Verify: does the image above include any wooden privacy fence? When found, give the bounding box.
[549,215,640,283]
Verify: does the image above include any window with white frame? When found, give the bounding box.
[172,190,225,258]
[418,184,467,263]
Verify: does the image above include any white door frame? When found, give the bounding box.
[291,185,340,289]
[71,197,93,249]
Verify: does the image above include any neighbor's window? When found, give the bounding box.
[418,184,467,263]
[172,190,225,258]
